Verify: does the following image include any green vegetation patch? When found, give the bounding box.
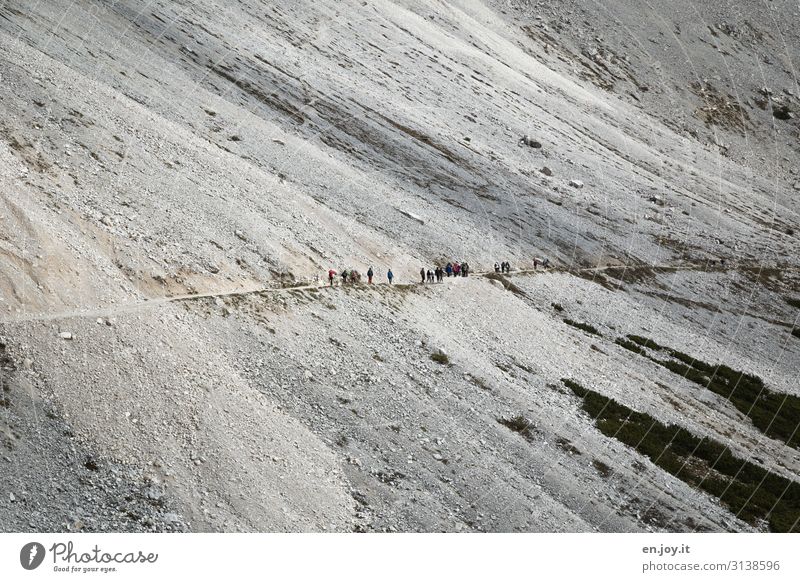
[497,415,537,441]
[620,335,800,449]
[484,272,528,298]
[563,319,602,337]
[562,378,800,532]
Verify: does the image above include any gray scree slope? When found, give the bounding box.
[0,0,797,532]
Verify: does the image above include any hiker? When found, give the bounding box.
[533,258,538,270]
[505,262,512,273]
[453,262,461,276]
[494,262,500,273]
[462,262,469,277]
[427,269,434,283]
[387,268,394,284]
[367,266,374,284]
[446,263,453,277]
[542,258,550,269]
[420,267,426,284]
[328,269,337,286]
[351,270,361,284]
[341,269,349,285]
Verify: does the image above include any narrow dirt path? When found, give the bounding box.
[0,262,794,325]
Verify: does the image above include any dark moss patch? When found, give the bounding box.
[556,437,582,455]
[604,265,658,285]
[484,272,528,298]
[551,302,564,312]
[621,335,800,449]
[615,337,644,354]
[430,351,450,365]
[627,335,665,350]
[592,459,613,477]
[498,415,537,441]
[572,270,620,291]
[563,378,800,532]
[563,319,602,337]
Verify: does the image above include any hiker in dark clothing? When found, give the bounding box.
[446,263,453,277]
[494,262,500,273]
[427,269,434,283]
[533,258,538,270]
[387,268,394,284]
[420,268,426,283]
[462,262,469,277]
[367,267,374,284]
[341,270,349,285]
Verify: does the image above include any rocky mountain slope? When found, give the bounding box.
[0,0,798,532]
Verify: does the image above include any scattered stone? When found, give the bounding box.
[569,180,584,189]
[397,209,425,225]
[540,166,553,176]
[59,332,73,340]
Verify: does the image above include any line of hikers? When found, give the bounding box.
[421,261,471,283]
[327,257,551,287]
[328,267,393,286]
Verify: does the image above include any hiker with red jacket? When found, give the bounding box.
[328,269,336,286]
